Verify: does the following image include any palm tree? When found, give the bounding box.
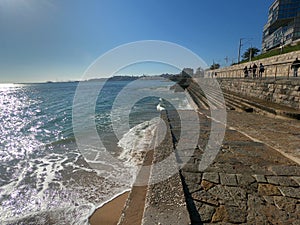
[210,63,220,70]
[242,47,260,61]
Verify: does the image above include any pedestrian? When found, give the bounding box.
[291,58,300,77]
[259,63,265,78]
[243,66,249,77]
[249,65,252,77]
[252,63,258,78]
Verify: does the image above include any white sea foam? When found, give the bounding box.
[118,117,161,167]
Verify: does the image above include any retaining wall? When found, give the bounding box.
[218,78,300,110]
[207,50,300,78]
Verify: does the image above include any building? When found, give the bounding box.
[262,0,300,52]
[181,68,194,76]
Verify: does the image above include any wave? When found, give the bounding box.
[118,117,160,167]
[1,203,94,225]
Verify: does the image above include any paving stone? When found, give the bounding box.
[266,176,299,187]
[291,176,300,185]
[258,184,281,196]
[236,173,256,186]
[198,204,216,222]
[243,181,259,194]
[273,196,298,212]
[211,205,226,223]
[211,205,246,223]
[263,204,296,225]
[219,173,238,186]
[207,185,237,206]
[268,165,300,176]
[262,195,275,205]
[253,174,267,183]
[192,191,219,207]
[225,186,247,209]
[247,194,268,224]
[202,172,220,184]
[200,180,214,191]
[278,186,300,199]
[225,206,247,223]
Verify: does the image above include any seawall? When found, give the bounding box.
[207,50,300,78]
[218,78,300,110]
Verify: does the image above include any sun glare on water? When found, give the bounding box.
[0,83,24,90]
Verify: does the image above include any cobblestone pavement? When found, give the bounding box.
[168,109,300,225]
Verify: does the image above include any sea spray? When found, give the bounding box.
[118,117,162,166]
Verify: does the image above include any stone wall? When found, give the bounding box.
[206,50,300,78]
[218,79,300,110]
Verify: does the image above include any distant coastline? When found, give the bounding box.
[37,74,177,84]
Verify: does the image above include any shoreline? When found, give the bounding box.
[89,148,155,225]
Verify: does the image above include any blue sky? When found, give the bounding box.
[0,0,274,83]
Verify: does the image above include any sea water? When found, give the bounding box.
[0,79,192,225]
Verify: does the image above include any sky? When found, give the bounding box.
[0,0,275,83]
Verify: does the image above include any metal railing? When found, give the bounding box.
[206,61,300,80]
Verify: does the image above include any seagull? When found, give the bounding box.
[157,103,165,111]
[157,98,166,111]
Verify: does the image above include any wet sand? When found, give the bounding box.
[89,149,154,225]
[89,192,129,225]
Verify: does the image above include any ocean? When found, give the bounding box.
[0,79,192,225]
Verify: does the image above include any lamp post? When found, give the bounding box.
[238,38,253,63]
[238,38,244,64]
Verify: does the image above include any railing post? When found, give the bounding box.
[287,64,290,80]
[275,66,277,80]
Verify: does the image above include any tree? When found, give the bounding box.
[242,47,260,61]
[210,63,220,70]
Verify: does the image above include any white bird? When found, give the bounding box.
[156,103,165,111]
[157,98,166,111]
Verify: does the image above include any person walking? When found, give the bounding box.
[243,66,249,77]
[291,58,300,77]
[259,63,265,78]
[252,63,258,78]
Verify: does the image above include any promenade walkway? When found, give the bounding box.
[168,79,300,224]
[173,108,300,224]
[120,79,300,224]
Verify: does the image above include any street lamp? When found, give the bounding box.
[238,38,244,64]
[238,38,253,63]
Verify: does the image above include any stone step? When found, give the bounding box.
[223,91,300,120]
